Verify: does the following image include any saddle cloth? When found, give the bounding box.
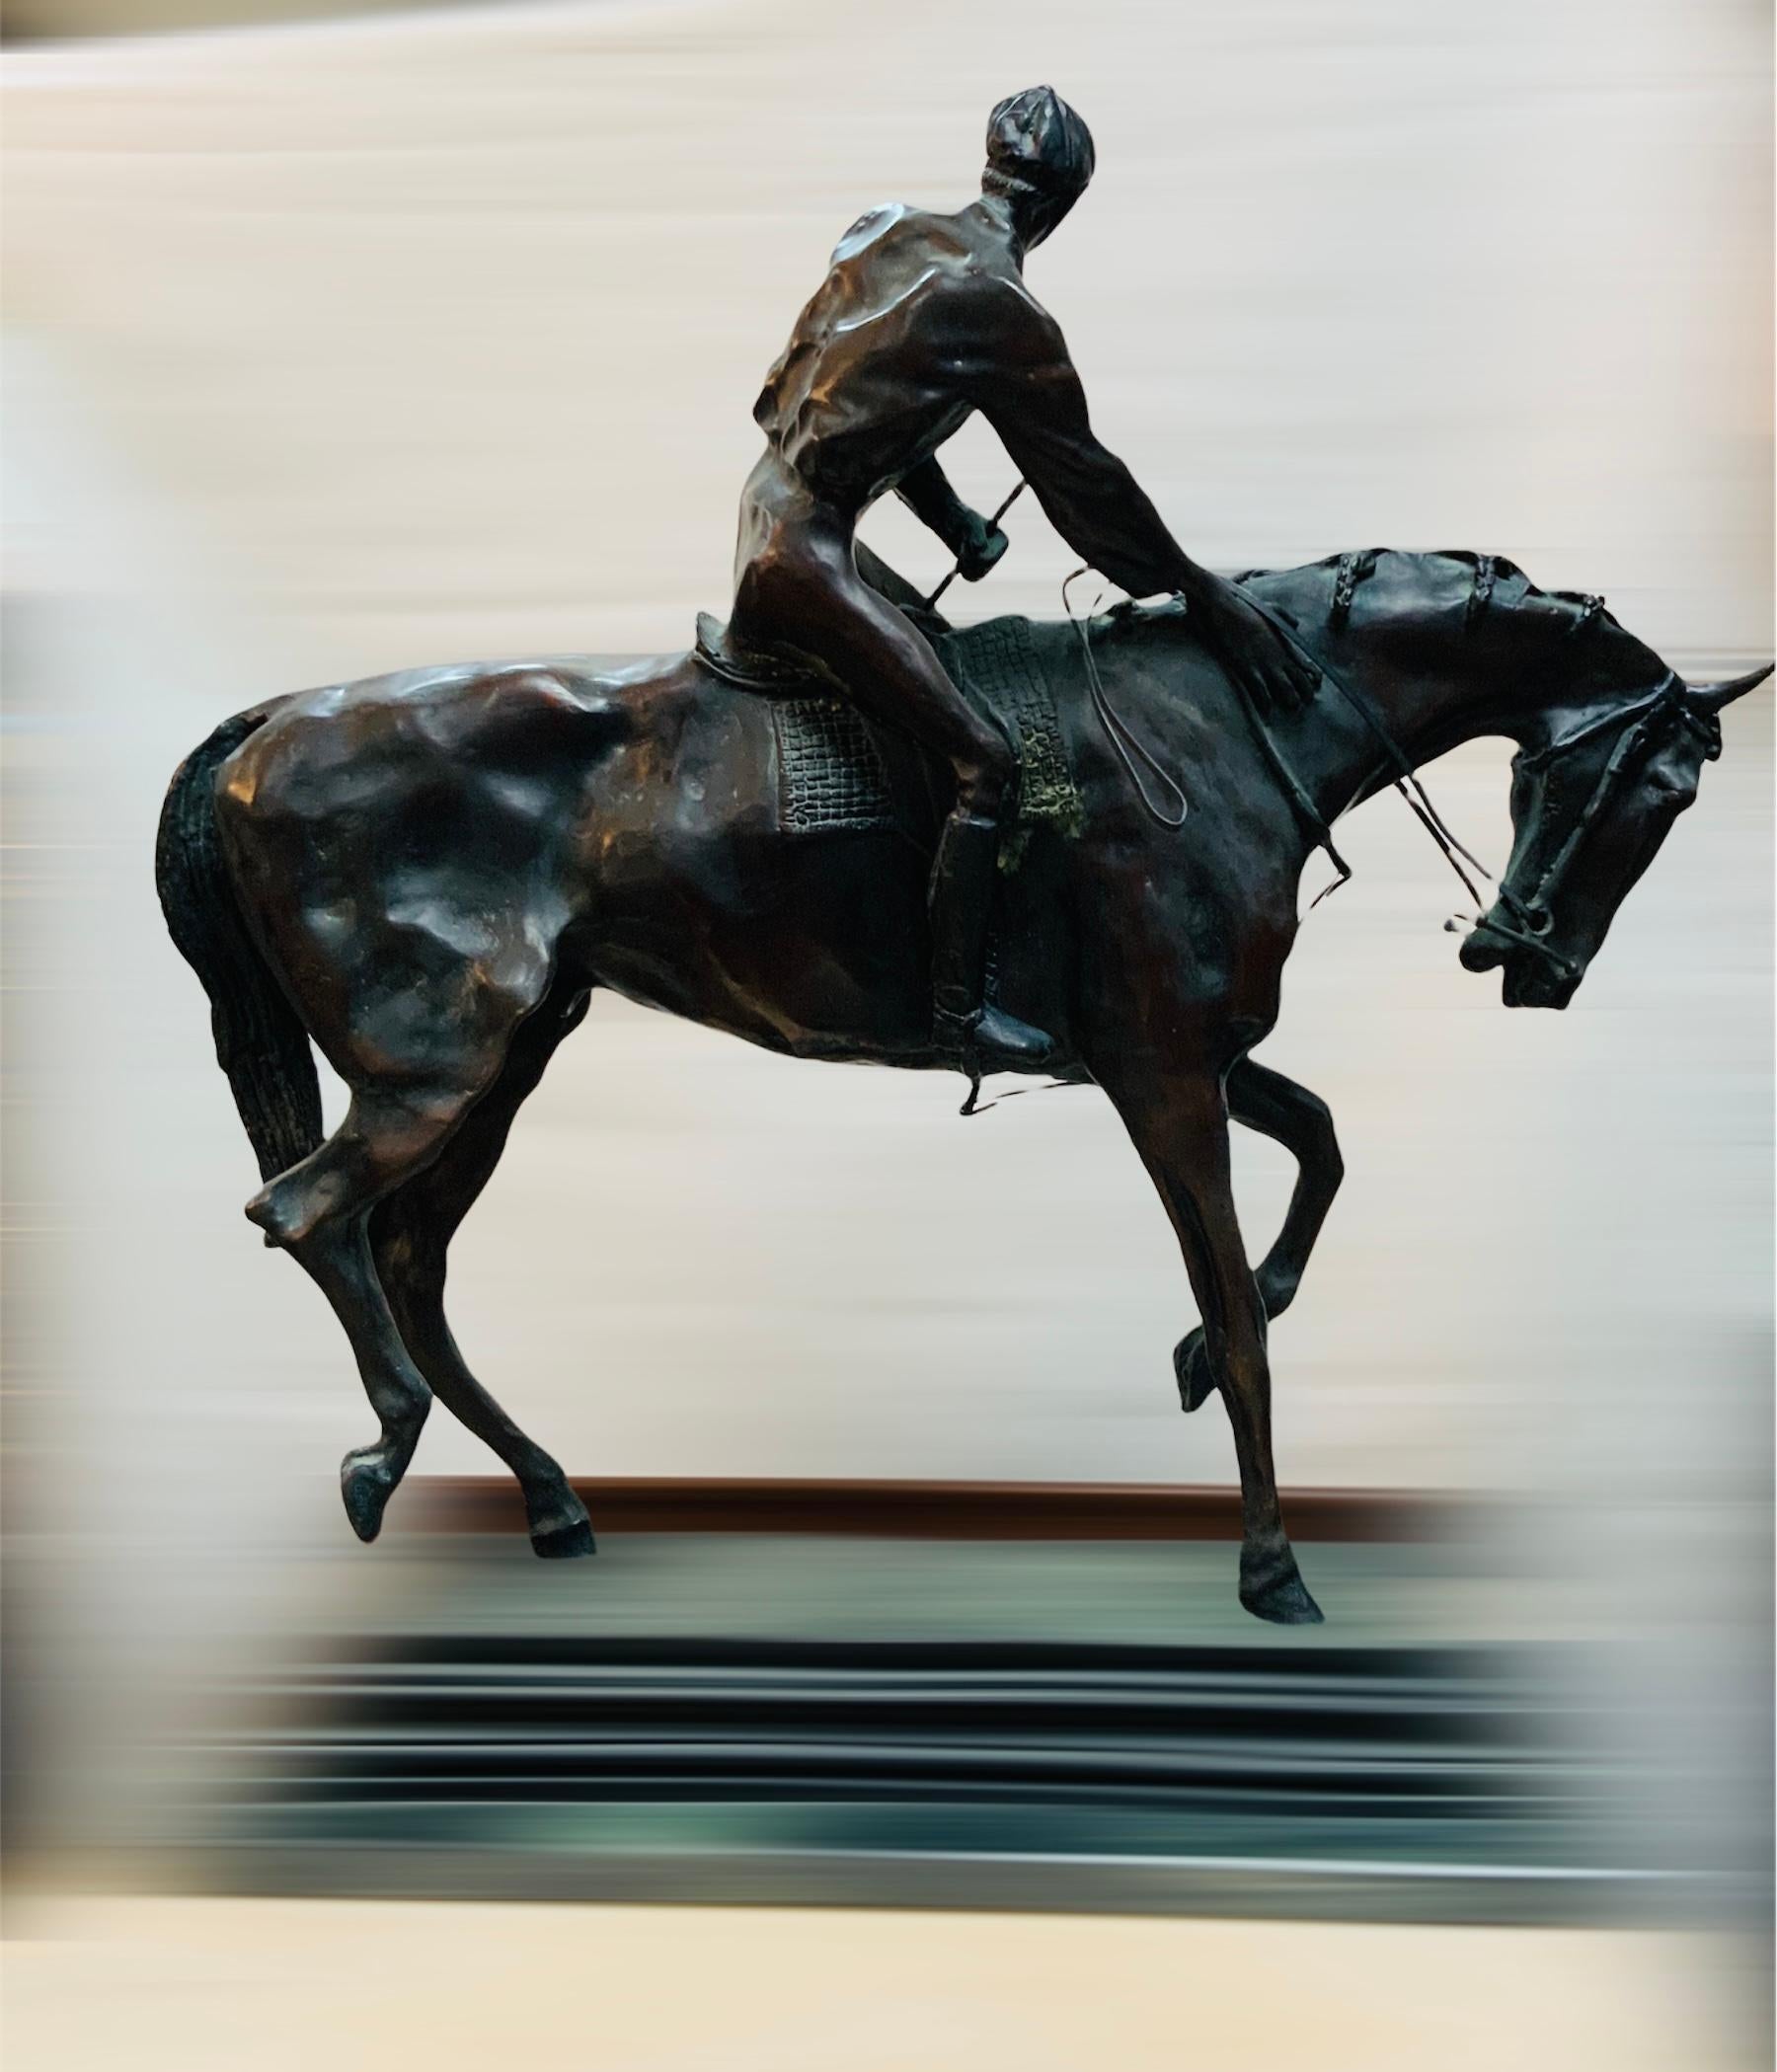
[695,610,1083,840]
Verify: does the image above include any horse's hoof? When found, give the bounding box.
[1173,1329,1218,1414]
[1240,1567,1326,1626]
[531,1513,596,1561]
[340,1452,395,1544]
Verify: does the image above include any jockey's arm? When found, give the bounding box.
[894,457,972,553]
[894,456,1008,582]
[973,293,1319,711]
[973,297,1204,601]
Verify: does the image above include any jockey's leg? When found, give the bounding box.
[736,514,1054,1078]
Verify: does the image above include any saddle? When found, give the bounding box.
[695,612,825,695]
[694,610,1083,842]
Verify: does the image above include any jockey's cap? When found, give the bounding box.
[984,87,1095,200]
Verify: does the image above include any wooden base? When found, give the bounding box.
[405,1477,1468,1544]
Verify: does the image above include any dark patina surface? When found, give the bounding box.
[156,548,1767,1622]
[725,85,1317,1076]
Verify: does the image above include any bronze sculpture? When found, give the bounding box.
[731,86,1315,1082]
[154,94,1770,1625]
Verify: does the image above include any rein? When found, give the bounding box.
[1062,569,1190,830]
[1055,571,1496,908]
[1231,587,1495,913]
[1008,545,1710,986]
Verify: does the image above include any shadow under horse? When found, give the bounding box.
[156,549,1768,1622]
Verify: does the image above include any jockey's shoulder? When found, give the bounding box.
[830,200,1010,272]
[831,200,921,260]
[963,269,1061,350]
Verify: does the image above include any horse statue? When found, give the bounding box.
[155,546,1768,1623]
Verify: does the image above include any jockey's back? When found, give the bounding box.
[752,202,1030,512]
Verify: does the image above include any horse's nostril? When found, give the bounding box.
[1459,931,1504,973]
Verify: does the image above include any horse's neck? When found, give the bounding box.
[1225,562,1667,836]
[1301,633,1548,824]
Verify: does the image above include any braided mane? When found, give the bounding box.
[1234,546,1621,645]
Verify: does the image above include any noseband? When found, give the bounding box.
[1476,673,1720,982]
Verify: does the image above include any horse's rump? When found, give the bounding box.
[208,662,631,1087]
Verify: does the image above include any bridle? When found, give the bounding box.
[1018,542,1722,988]
[1469,671,1720,984]
[1232,596,1721,986]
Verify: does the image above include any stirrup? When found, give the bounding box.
[927,1004,975,1115]
[934,1002,1056,1117]
[929,1002,976,1104]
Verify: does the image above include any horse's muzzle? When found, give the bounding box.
[1458,922,1580,1010]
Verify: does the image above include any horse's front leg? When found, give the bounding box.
[1176,1058,1345,1414]
[1098,1059,1324,1625]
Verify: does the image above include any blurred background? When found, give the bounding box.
[3,1,1771,2066]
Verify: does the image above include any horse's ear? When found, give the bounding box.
[1686,662,1773,715]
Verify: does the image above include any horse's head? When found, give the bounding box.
[1460,660,1770,1008]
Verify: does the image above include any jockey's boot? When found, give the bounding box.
[928,809,1057,1089]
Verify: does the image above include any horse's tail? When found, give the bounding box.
[155,709,324,1183]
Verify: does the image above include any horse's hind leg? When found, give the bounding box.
[372,984,594,1559]
[247,1084,484,1540]
[1176,1058,1345,1414]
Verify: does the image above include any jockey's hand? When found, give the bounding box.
[1188,572,1320,716]
[957,509,1011,583]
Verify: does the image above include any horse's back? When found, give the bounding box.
[193,603,1287,1086]
[220,657,632,812]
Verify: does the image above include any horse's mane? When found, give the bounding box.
[1232,545,1622,644]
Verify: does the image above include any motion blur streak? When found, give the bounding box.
[2,3,1769,2068]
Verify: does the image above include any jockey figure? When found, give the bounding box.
[729,86,1317,1076]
